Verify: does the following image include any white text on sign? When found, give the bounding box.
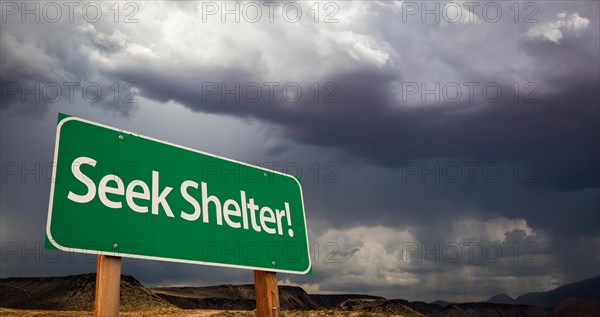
[67,156,295,237]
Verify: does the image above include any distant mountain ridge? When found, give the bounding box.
[487,293,515,305]
[431,300,455,308]
[486,275,600,308]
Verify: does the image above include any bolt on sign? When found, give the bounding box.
[46,114,311,274]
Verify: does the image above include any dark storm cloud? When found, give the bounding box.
[0,12,136,116]
[106,40,598,192]
[2,2,597,191]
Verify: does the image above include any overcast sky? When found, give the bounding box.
[1,0,599,302]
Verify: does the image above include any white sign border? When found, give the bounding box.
[46,115,312,275]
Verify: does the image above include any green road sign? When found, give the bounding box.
[46,114,311,274]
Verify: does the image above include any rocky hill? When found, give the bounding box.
[152,284,390,311]
[0,273,174,311]
[332,295,600,316]
[431,299,600,317]
[546,298,600,317]
[310,293,384,309]
[152,284,324,310]
[337,298,426,316]
[432,302,547,317]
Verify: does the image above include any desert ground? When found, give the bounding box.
[0,307,411,317]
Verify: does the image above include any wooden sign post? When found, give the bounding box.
[254,270,280,317]
[94,255,122,317]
